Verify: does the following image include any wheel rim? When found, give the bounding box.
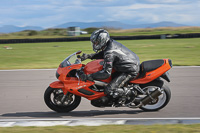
[50,89,75,107]
[142,87,167,110]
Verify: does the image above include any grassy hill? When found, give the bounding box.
[0,26,200,39]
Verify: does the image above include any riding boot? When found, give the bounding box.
[104,72,136,98]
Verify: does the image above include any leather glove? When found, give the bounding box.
[80,73,93,82]
[80,53,89,61]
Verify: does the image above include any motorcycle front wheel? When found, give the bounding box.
[139,84,171,111]
[44,86,81,113]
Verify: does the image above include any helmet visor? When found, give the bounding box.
[91,41,101,52]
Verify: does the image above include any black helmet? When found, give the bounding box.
[90,29,110,52]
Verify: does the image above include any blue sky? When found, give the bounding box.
[0,0,200,28]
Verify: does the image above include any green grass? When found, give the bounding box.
[0,38,200,69]
[0,124,200,133]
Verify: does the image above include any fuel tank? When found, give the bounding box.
[83,59,113,83]
[84,59,104,75]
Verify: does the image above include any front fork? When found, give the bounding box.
[61,93,68,104]
[50,81,70,104]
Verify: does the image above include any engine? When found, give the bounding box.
[90,85,138,107]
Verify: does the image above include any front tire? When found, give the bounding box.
[44,86,81,113]
[139,84,171,111]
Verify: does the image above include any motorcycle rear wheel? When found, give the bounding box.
[44,86,81,113]
[139,84,171,111]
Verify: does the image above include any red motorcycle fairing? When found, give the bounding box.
[50,81,64,89]
[50,63,105,100]
[64,77,105,100]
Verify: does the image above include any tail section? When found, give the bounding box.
[130,59,172,84]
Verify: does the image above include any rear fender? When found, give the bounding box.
[160,71,170,82]
[139,79,164,89]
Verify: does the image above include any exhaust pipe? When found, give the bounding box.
[130,88,163,108]
[140,88,162,106]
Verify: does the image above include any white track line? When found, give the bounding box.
[0,118,200,127]
[1,118,200,122]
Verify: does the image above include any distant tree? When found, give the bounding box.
[28,30,37,36]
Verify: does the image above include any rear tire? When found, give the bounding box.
[139,84,171,111]
[44,86,81,113]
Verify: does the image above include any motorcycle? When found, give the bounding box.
[44,50,172,112]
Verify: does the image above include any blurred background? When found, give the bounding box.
[0,0,200,38]
[0,0,200,69]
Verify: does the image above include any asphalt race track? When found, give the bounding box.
[0,66,200,119]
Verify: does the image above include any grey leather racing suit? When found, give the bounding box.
[88,39,140,95]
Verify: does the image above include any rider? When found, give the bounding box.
[79,29,140,98]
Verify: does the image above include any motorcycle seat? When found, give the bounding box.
[137,59,164,79]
